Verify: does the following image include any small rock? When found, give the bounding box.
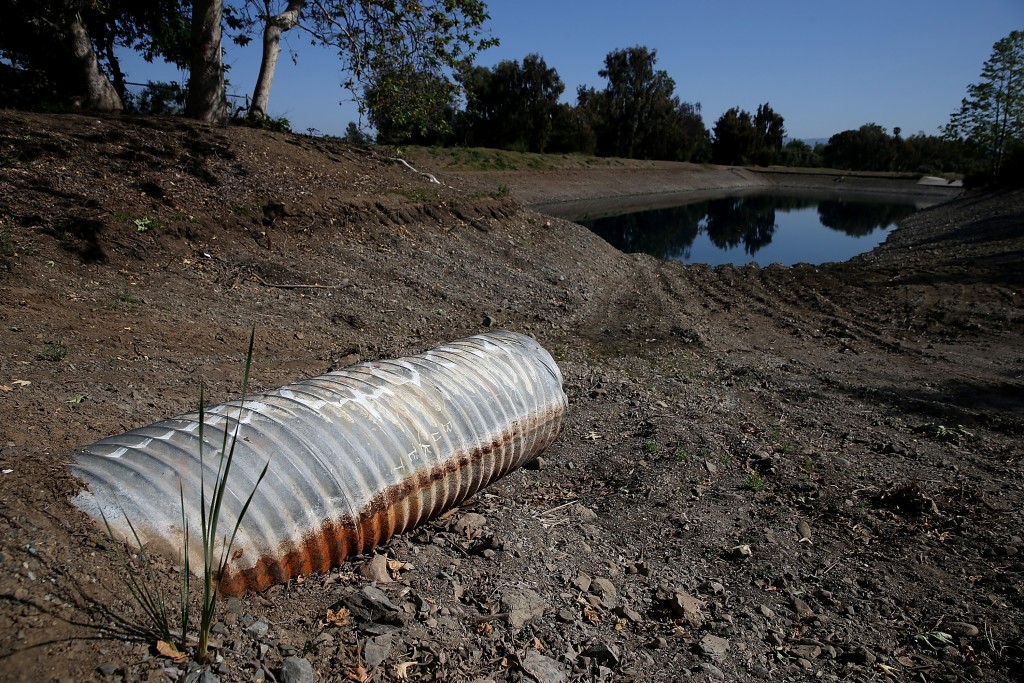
[98,662,118,676]
[574,572,592,593]
[524,456,546,470]
[359,554,393,584]
[842,645,876,665]
[245,620,269,638]
[946,622,980,637]
[591,577,617,605]
[698,662,725,680]
[363,634,393,668]
[797,520,812,543]
[502,587,548,629]
[649,637,669,650]
[698,634,730,661]
[615,605,642,622]
[556,608,576,623]
[789,644,822,660]
[728,544,752,560]
[573,504,598,521]
[791,596,815,620]
[521,650,568,683]
[280,656,315,683]
[581,641,619,666]
[669,590,705,627]
[452,512,487,538]
[359,585,400,611]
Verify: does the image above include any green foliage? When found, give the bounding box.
[579,46,709,162]
[194,330,269,662]
[823,123,899,171]
[0,225,13,257]
[643,440,660,455]
[100,330,269,663]
[0,0,190,109]
[711,103,784,165]
[712,107,756,165]
[746,473,765,492]
[37,341,68,362]
[918,423,974,442]
[820,123,969,174]
[776,139,822,168]
[133,215,161,232]
[456,54,565,153]
[945,30,1024,179]
[236,111,292,133]
[343,121,371,145]
[366,67,458,145]
[99,505,177,648]
[126,81,186,115]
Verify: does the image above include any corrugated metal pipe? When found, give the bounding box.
[69,331,567,595]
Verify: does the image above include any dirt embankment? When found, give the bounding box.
[1,111,1023,683]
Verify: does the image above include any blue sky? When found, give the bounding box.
[120,0,1022,140]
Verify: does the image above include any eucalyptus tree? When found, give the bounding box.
[945,30,1024,177]
[0,0,188,112]
[578,46,706,161]
[458,54,564,152]
[225,0,496,124]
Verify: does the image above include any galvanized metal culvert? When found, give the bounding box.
[69,331,567,595]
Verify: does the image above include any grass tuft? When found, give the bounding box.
[101,327,268,663]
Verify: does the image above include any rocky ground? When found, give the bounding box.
[0,111,1022,683]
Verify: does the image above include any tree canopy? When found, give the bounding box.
[455,54,564,152]
[0,0,189,111]
[711,103,785,165]
[223,0,497,125]
[577,46,708,162]
[944,29,1024,179]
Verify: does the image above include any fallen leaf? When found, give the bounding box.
[386,558,408,575]
[532,637,544,650]
[394,661,416,680]
[0,385,11,392]
[12,380,30,387]
[156,640,187,662]
[66,394,87,404]
[584,431,602,441]
[347,663,369,682]
[322,607,351,627]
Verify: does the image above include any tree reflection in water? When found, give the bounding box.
[581,192,922,265]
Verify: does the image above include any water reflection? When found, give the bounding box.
[578,192,926,266]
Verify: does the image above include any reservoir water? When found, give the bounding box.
[563,190,939,266]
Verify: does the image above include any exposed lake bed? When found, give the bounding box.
[2,114,1022,683]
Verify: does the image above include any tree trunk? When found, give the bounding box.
[68,11,122,112]
[186,0,227,122]
[250,1,307,117]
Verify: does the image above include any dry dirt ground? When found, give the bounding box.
[1,111,1022,683]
